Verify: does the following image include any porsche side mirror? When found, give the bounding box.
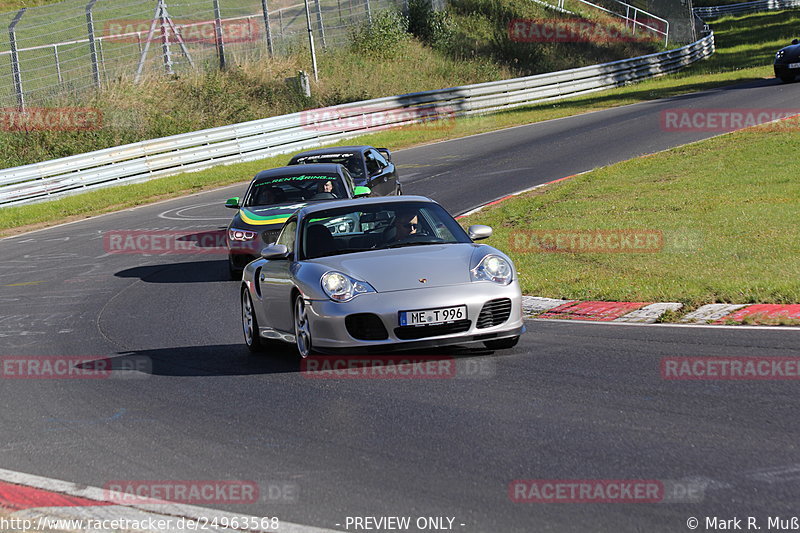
[468,225,493,241]
[261,244,290,259]
[353,186,371,198]
[793,39,799,45]
[225,197,240,209]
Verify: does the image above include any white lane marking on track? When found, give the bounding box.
[0,468,344,532]
[159,202,231,221]
[748,464,800,484]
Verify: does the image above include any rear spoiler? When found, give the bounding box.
[376,148,392,162]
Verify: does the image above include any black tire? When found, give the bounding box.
[241,288,264,353]
[483,336,520,350]
[229,256,243,280]
[293,294,314,358]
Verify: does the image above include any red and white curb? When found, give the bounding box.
[523,297,800,325]
[522,297,682,323]
[0,468,341,533]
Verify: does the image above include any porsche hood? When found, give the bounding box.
[307,244,490,292]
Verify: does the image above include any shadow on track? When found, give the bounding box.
[104,344,499,377]
[114,260,233,283]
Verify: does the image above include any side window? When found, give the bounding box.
[372,149,389,168]
[365,150,385,175]
[276,220,297,254]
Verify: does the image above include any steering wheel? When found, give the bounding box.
[309,192,337,200]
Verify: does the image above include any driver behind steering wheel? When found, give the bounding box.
[383,207,425,244]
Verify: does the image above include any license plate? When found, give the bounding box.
[789,62,800,69]
[399,305,467,326]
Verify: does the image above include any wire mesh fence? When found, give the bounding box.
[0,0,404,109]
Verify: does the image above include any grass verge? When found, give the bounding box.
[0,9,795,241]
[460,124,800,307]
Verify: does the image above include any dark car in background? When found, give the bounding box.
[288,145,401,197]
[775,39,800,82]
[225,164,370,278]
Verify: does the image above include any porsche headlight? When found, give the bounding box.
[776,50,786,61]
[471,254,513,285]
[321,271,375,302]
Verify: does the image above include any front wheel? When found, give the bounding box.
[294,295,313,358]
[242,288,263,353]
[483,336,519,350]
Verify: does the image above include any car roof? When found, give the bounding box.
[253,164,344,181]
[297,196,437,218]
[290,146,369,159]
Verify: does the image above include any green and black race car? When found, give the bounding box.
[225,164,370,278]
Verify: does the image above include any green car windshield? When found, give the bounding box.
[245,173,347,206]
[300,203,471,260]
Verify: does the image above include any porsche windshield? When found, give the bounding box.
[300,203,471,259]
[245,174,346,206]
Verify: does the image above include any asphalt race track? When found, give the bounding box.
[1,78,799,532]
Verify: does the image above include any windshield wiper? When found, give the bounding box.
[383,240,444,249]
[313,247,371,258]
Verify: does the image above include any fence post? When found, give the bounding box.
[86,0,101,88]
[364,0,372,25]
[53,44,63,84]
[303,0,319,81]
[260,0,274,57]
[159,0,174,75]
[8,8,25,110]
[314,0,326,49]
[213,0,226,69]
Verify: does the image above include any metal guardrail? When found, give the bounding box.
[0,32,715,207]
[694,0,800,18]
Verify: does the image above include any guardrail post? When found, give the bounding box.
[303,0,319,81]
[86,0,101,88]
[314,0,326,49]
[9,8,26,110]
[213,0,226,70]
[260,0,274,57]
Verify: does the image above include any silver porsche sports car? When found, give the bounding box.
[240,196,525,356]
